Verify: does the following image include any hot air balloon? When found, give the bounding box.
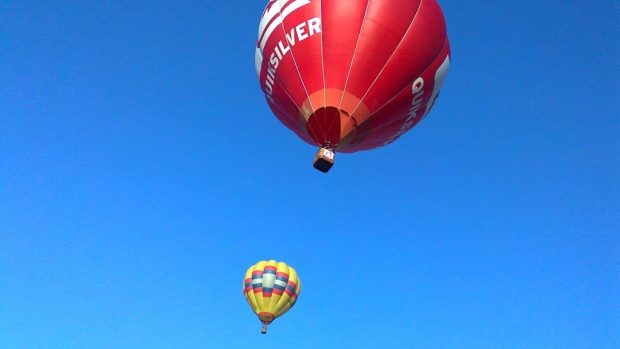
[256,0,451,172]
[243,260,301,334]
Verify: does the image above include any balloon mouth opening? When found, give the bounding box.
[258,312,275,324]
[307,106,356,149]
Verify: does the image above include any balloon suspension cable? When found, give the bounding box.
[312,142,336,173]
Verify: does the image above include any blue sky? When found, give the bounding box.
[1,1,618,348]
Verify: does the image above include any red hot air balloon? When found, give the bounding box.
[256,0,451,172]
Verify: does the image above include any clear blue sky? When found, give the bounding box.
[1,1,618,348]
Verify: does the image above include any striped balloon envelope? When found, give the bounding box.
[255,0,451,172]
[243,260,301,334]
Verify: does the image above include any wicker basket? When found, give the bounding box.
[312,147,335,173]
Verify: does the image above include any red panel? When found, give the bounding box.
[357,0,446,115]
[321,0,369,94]
[349,40,451,151]
[256,0,320,144]
[342,0,421,102]
[278,0,323,105]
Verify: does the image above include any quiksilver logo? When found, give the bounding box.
[384,55,450,145]
[255,0,312,77]
[256,0,321,104]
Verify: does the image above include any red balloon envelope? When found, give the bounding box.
[255,0,450,171]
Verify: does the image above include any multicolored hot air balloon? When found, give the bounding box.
[255,0,451,172]
[243,260,301,334]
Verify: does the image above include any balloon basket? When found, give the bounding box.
[313,147,335,173]
[258,312,275,334]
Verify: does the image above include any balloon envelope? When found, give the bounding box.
[243,260,301,333]
[256,0,451,153]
